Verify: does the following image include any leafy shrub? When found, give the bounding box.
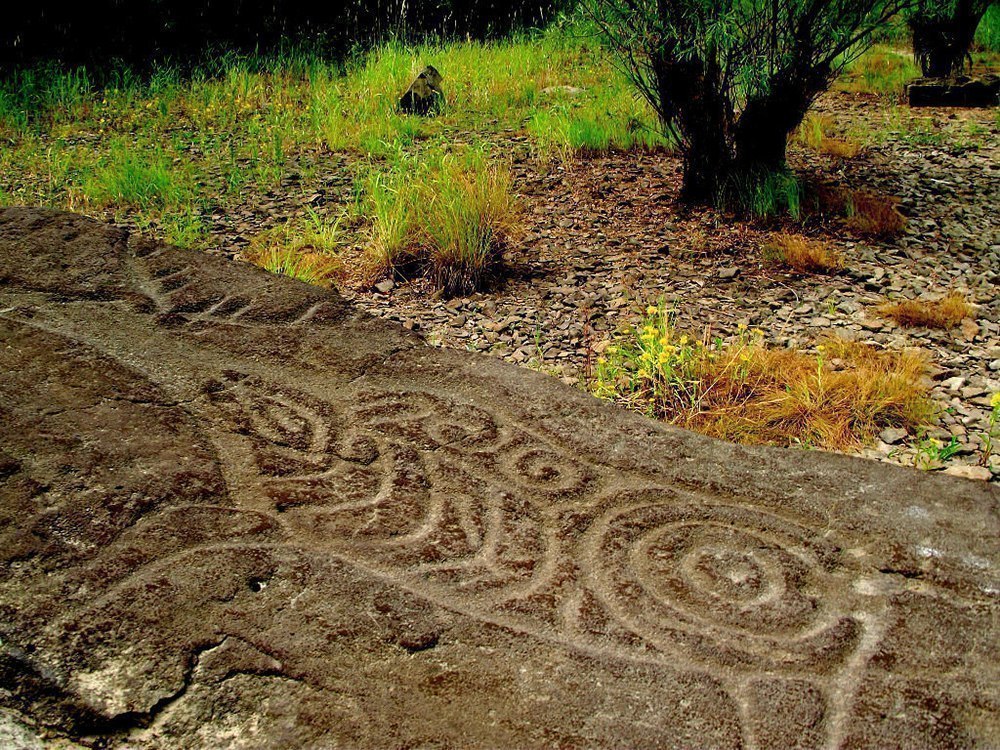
[975,4,1000,52]
[586,0,914,201]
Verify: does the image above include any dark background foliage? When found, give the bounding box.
[1,0,571,69]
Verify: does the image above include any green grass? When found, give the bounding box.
[359,147,520,295]
[975,4,1000,53]
[244,208,346,285]
[837,47,921,99]
[719,171,803,220]
[82,143,192,209]
[528,85,672,157]
[0,25,665,262]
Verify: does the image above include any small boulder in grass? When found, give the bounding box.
[399,65,444,116]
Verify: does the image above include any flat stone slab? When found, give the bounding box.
[0,207,997,748]
[907,74,1000,107]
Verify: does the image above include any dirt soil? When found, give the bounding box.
[1,207,997,748]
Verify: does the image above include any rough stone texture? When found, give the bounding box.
[907,75,1000,108]
[0,207,998,749]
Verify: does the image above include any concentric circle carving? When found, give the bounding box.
[582,494,860,673]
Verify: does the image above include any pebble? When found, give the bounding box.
[879,427,909,445]
[942,465,994,482]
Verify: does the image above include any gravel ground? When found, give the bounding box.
[347,94,1000,479]
[105,90,998,479]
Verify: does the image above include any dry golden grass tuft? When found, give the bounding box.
[809,184,907,238]
[686,337,933,450]
[244,246,343,287]
[243,211,345,287]
[878,293,974,329]
[592,308,935,452]
[763,233,844,274]
[820,138,863,158]
[845,190,907,238]
[795,115,863,158]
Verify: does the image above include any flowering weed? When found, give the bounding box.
[591,303,935,450]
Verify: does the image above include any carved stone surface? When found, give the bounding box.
[0,207,997,748]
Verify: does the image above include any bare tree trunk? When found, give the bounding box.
[654,54,733,201]
[732,72,825,179]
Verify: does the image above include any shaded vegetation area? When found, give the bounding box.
[1,0,573,69]
[0,29,668,280]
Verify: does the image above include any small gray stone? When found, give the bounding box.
[941,376,967,392]
[942,465,994,481]
[879,427,909,445]
[374,279,395,295]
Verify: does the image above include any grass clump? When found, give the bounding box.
[243,208,345,286]
[82,145,191,209]
[837,47,921,99]
[845,189,907,238]
[878,293,973,329]
[763,233,844,274]
[810,184,907,238]
[591,304,934,450]
[795,114,862,158]
[528,86,673,158]
[360,149,520,296]
[721,171,803,219]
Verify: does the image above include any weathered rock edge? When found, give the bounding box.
[0,207,997,749]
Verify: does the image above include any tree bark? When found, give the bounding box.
[732,74,821,179]
[653,54,733,201]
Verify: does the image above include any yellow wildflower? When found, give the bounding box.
[646,305,658,315]
[991,392,1000,409]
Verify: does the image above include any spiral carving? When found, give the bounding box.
[581,493,861,673]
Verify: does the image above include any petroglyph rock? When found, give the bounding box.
[1,207,998,748]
